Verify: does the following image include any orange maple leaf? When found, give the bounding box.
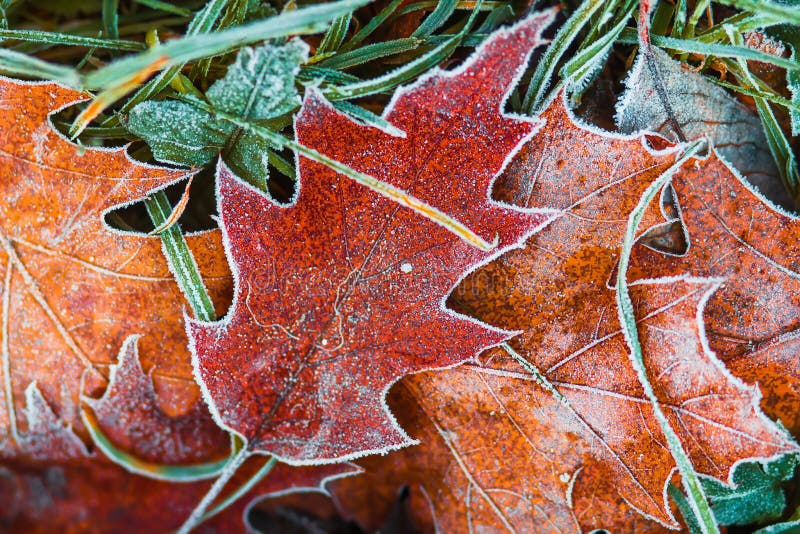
[328,94,798,532]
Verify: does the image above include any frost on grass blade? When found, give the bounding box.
[187,10,556,465]
[616,47,792,206]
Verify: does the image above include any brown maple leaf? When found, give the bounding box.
[325,93,797,531]
[333,278,795,532]
[629,152,800,359]
[0,77,229,463]
[187,11,557,464]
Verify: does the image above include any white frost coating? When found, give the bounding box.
[185,10,561,467]
[615,48,792,207]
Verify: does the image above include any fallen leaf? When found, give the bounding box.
[629,151,800,359]
[334,278,796,531]
[187,11,556,464]
[616,47,792,206]
[0,77,230,465]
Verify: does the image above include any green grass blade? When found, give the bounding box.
[523,0,605,113]
[317,38,421,70]
[616,140,719,534]
[81,405,229,481]
[0,29,144,50]
[316,13,351,55]
[145,191,216,322]
[412,0,457,38]
[323,32,461,100]
[340,0,405,52]
[714,0,800,26]
[617,29,800,72]
[85,0,370,90]
[0,48,80,87]
[199,456,278,522]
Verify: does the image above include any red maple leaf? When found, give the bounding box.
[187,10,557,463]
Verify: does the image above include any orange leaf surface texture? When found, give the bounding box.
[329,94,800,532]
[0,78,286,530]
[187,11,556,464]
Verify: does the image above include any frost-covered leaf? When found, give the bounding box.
[326,92,799,531]
[0,78,230,466]
[206,40,305,121]
[187,11,556,464]
[128,40,307,191]
[629,151,800,360]
[616,47,791,206]
[704,454,797,526]
[128,99,231,168]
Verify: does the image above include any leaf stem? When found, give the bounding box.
[199,456,278,523]
[144,190,215,322]
[176,444,249,534]
[615,140,719,534]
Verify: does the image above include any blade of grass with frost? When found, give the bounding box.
[341,0,405,51]
[145,191,216,322]
[316,13,351,56]
[85,0,369,91]
[317,38,422,70]
[81,405,228,481]
[523,0,605,113]
[0,49,80,87]
[617,29,800,72]
[616,140,719,534]
[412,0,457,38]
[714,0,800,27]
[561,4,633,103]
[697,12,786,43]
[324,0,483,101]
[0,29,144,50]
